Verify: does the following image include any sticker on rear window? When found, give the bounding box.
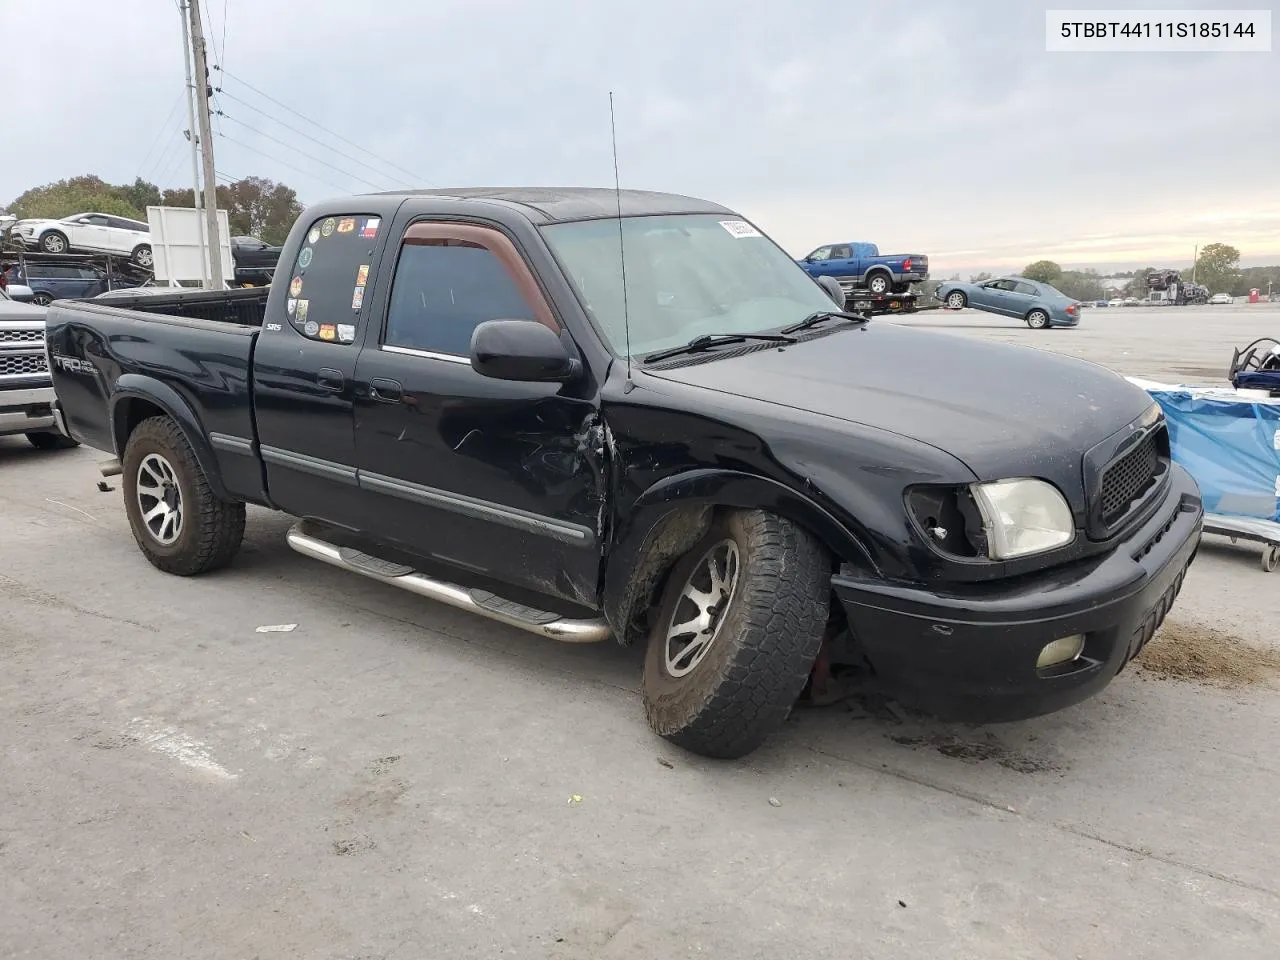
[351,286,365,310]
[337,218,355,234]
[289,276,303,297]
[361,218,380,239]
[356,264,369,286]
[321,218,337,238]
[308,227,321,244]
[338,324,356,343]
[298,247,313,269]
[287,298,297,316]
[719,219,762,239]
[296,300,309,323]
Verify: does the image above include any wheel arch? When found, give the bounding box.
[601,469,879,644]
[109,375,233,502]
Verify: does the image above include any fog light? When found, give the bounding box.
[1037,634,1085,669]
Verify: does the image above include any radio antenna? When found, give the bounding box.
[609,91,634,389]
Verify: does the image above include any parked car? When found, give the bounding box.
[2,259,142,305]
[46,187,1202,759]
[1094,299,1110,307]
[231,235,283,285]
[12,212,153,267]
[934,275,1081,329]
[1,289,78,449]
[1123,297,1140,307]
[1107,298,1124,307]
[1208,293,1234,305]
[797,241,929,295]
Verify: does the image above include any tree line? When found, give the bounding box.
[4,174,303,246]
[1017,244,1273,299]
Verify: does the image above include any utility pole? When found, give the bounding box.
[178,1,209,289]
[1191,245,1198,285]
[187,0,225,289]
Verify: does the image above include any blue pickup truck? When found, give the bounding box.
[798,242,929,296]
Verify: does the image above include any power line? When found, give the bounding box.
[216,88,415,187]
[215,112,391,190]
[216,131,356,194]
[137,91,188,177]
[219,0,229,77]
[215,67,429,185]
[144,129,187,184]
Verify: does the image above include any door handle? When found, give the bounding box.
[370,377,403,403]
[317,367,345,392]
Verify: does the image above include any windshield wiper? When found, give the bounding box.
[780,310,869,335]
[641,332,796,364]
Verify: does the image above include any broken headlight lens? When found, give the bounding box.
[970,478,1075,560]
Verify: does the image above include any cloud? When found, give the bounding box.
[4,0,1276,269]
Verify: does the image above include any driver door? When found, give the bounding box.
[70,215,112,252]
[351,220,604,606]
[803,245,836,277]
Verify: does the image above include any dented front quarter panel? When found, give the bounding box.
[598,368,977,640]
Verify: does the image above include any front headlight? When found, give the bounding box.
[970,478,1075,560]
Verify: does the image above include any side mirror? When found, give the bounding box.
[815,275,846,307]
[6,284,35,303]
[470,319,581,383]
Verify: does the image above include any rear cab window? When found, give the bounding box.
[281,214,383,344]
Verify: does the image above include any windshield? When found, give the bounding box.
[541,213,834,357]
[60,213,90,222]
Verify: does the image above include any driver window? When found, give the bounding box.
[807,246,833,261]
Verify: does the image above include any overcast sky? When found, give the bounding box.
[5,0,1277,274]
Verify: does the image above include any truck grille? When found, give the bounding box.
[0,353,49,377]
[0,329,43,344]
[1099,429,1161,526]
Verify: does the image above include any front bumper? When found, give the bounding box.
[0,384,58,436]
[832,463,1203,722]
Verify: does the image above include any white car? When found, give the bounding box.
[14,212,153,267]
[1107,298,1124,307]
[1208,292,1233,305]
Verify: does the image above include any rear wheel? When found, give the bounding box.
[642,510,830,759]
[122,416,245,576]
[1026,309,1050,329]
[39,231,68,254]
[131,244,154,268]
[30,292,53,306]
[866,272,892,295]
[946,291,967,309]
[26,431,79,450]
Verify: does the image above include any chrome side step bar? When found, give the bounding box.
[285,521,611,643]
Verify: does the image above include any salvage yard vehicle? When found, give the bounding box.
[12,212,153,267]
[797,241,929,295]
[0,289,78,450]
[935,275,1082,329]
[46,188,1203,759]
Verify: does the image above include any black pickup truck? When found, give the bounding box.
[45,188,1203,759]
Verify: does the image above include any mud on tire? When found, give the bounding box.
[122,416,246,576]
[642,509,830,759]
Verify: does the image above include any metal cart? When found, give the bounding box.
[1204,514,1280,573]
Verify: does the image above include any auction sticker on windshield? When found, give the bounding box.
[720,220,763,238]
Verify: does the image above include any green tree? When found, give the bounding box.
[1056,270,1105,302]
[8,175,149,220]
[161,176,301,245]
[969,271,993,282]
[1022,260,1063,285]
[1192,243,1241,295]
[117,177,163,216]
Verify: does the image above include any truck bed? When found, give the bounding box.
[44,290,267,485]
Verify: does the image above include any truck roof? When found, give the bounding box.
[363,187,732,224]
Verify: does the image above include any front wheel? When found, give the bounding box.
[40,231,68,254]
[1026,309,1050,329]
[946,291,967,309]
[642,510,830,759]
[30,292,53,306]
[122,416,246,576]
[26,431,79,450]
[132,244,154,268]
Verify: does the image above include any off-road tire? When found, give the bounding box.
[122,416,245,576]
[26,431,79,450]
[642,509,830,759]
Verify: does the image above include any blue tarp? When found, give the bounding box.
[1130,380,1280,523]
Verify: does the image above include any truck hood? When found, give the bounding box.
[642,322,1153,482]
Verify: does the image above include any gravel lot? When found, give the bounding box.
[3,301,1279,959]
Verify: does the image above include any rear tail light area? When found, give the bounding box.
[1066,303,1078,315]
[902,258,913,272]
